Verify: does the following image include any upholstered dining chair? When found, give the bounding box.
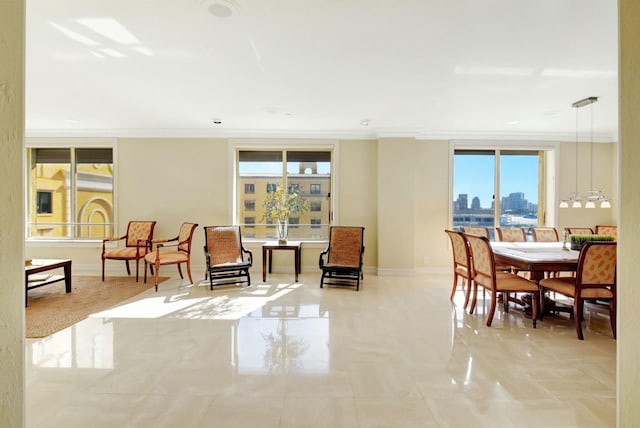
[204,226,253,289]
[461,226,490,239]
[531,227,559,242]
[144,222,198,291]
[102,220,157,281]
[496,227,527,242]
[565,227,594,235]
[464,233,539,328]
[539,242,617,340]
[445,229,472,308]
[319,226,365,291]
[595,225,617,241]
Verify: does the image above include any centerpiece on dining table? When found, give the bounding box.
[262,185,309,244]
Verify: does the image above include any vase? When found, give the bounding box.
[276,218,288,244]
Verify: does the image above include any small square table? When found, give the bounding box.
[262,241,301,282]
[25,259,72,306]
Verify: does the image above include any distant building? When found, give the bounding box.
[471,196,481,210]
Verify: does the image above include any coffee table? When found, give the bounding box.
[25,259,72,306]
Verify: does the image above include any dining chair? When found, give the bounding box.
[144,222,199,291]
[461,226,513,272]
[445,229,472,308]
[102,220,157,281]
[464,233,539,328]
[204,226,253,289]
[461,226,490,239]
[319,226,365,291]
[496,227,527,242]
[531,227,559,242]
[539,242,617,340]
[595,225,617,241]
[565,227,594,235]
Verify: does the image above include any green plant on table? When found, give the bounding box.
[569,234,615,250]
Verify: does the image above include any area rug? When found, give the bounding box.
[25,275,167,338]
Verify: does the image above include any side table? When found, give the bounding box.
[262,241,301,282]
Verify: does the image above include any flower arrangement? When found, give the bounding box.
[261,185,309,222]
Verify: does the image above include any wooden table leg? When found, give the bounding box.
[262,247,267,282]
[294,248,299,282]
[64,261,72,293]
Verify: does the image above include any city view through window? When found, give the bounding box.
[453,150,540,239]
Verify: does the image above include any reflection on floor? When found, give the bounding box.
[25,272,616,428]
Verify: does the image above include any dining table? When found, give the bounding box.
[491,241,580,317]
[491,241,580,283]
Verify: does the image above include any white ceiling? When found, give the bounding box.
[25,0,619,141]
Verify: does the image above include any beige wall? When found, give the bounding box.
[618,0,640,424]
[336,139,378,269]
[0,0,25,426]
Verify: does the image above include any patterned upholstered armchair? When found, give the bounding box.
[531,227,559,242]
[144,222,198,291]
[539,242,617,340]
[595,225,617,241]
[319,226,365,291]
[496,227,527,242]
[204,226,253,289]
[101,221,156,281]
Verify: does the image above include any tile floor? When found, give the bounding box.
[25,271,616,428]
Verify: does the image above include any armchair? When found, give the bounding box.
[144,222,198,291]
[102,220,156,281]
[204,226,253,289]
[319,226,365,291]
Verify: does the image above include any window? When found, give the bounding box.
[245,183,255,194]
[36,191,53,214]
[237,149,332,240]
[244,200,256,211]
[27,146,114,239]
[311,218,322,228]
[266,183,278,193]
[453,149,542,238]
[244,217,255,228]
[310,201,322,212]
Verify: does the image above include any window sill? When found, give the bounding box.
[26,239,105,248]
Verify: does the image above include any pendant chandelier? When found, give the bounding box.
[559,96,611,209]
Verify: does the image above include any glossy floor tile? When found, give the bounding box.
[25,272,616,428]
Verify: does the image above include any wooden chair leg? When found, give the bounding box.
[486,291,497,327]
[125,260,131,276]
[574,298,585,340]
[177,264,184,279]
[186,263,194,284]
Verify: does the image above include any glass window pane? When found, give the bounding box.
[238,151,283,239]
[453,151,496,238]
[76,150,114,238]
[30,151,71,238]
[499,153,539,230]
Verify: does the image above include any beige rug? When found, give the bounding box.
[25,275,167,338]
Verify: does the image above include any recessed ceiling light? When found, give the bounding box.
[360,119,370,126]
[507,120,520,125]
[212,118,223,125]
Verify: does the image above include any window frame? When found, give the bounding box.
[449,140,558,233]
[230,139,339,242]
[25,138,117,242]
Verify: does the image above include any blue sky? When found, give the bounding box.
[453,154,538,209]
